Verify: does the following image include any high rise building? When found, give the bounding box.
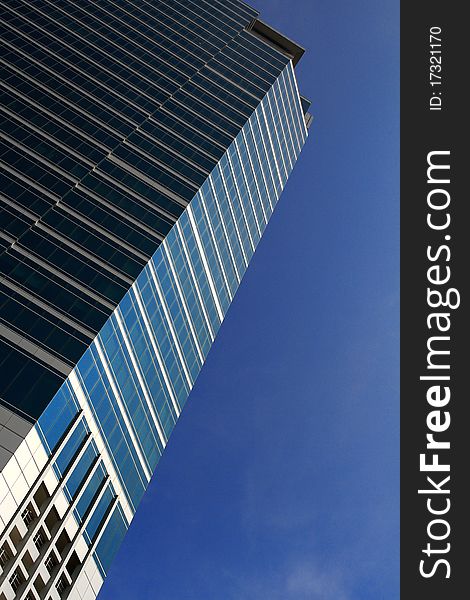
[0,0,311,598]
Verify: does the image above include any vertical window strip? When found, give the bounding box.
[135,268,183,417]
[224,153,257,253]
[161,242,205,364]
[141,259,194,389]
[268,81,297,171]
[197,189,235,302]
[239,129,272,222]
[286,61,309,140]
[186,204,225,323]
[226,148,260,246]
[114,305,171,441]
[170,221,215,342]
[92,335,153,482]
[93,337,152,482]
[183,200,231,314]
[279,69,303,155]
[232,138,266,235]
[102,316,165,445]
[206,177,242,285]
[162,236,212,354]
[280,66,307,150]
[215,164,249,268]
[246,118,278,212]
[264,90,292,177]
[257,100,286,189]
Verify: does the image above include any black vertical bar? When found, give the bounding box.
[401,2,467,599]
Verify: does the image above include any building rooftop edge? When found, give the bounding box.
[247,18,305,67]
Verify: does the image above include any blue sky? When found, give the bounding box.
[99,1,399,599]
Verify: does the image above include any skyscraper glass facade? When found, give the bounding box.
[0,1,310,598]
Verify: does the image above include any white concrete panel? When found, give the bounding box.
[2,456,21,488]
[90,567,104,597]
[0,473,8,503]
[82,584,98,600]
[1,487,19,526]
[22,458,40,486]
[65,516,79,540]
[25,428,42,454]
[74,570,90,599]
[32,442,48,471]
[75,536,88,562]
[55,490,68,518]
[10,472,28,504]
[14,439,32,471]
[65,586,83,600]
[43,468,58,495]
